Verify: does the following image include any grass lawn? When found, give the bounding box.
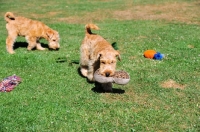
[0,0,199,131]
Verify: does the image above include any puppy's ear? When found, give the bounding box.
[97,53,102,60]
[46,30,54,39]
[115,51,121,61]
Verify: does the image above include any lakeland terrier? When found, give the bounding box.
[4,12,60,54]
[80,24,120,92]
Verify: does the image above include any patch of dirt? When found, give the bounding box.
[30,12,61,19]
[58,10,112,24]
[160,79,186,90]
[48,11,61,16]
[58,1,200,24]
[113,2,200,24]
[100,88,151,105]
[14,1,200,25]
[29,13,46,19]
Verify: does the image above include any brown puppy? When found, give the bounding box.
[4,12,60,54]
[80,24,120,92]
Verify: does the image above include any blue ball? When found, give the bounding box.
[153,52,164,60]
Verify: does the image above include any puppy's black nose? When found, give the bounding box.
[105,72,110,77]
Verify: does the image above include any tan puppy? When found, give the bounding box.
[80,24,120,92]
[4,12,60,54]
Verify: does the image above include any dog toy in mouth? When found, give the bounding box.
[94,69,130,85]
[143,50,164,60]
[0,75,21,92]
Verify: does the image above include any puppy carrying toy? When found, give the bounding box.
[94,69,130,85]
[0,75,21,92]
[144,50,164,60]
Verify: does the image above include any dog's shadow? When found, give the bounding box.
[13,42,49,50]
[13,42,28,49]
[91,82,125,94]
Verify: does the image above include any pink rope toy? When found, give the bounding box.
[0,75,22,92]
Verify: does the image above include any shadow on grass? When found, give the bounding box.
[91,82,125,94]
[56,57,79,65]
[56,57,68,63]
[13,42,28,49]
[13,42,49,50]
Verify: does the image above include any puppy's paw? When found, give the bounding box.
[8,51,15,54]
[87,74,95,82]
[80,68,88,77]
[36,44,46,50]
[37,47,46,51]
[27,46,34,51]
[7,48,15,54]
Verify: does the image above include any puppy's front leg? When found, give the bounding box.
[36,43,46,50]
[87,60,95,81]
[80,65,88,77]
[26,36,37,50]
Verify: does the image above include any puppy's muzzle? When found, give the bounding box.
[105,72,110,77]
[49,47,60,51]
[49,44,60,50]
[53,47,60,51]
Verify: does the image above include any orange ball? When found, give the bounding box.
[144,50,156,59]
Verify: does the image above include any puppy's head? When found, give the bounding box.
[98,50,120,77]
[46,30,60,50]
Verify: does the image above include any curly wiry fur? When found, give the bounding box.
[4,12,60,54]
[80,24,120,92]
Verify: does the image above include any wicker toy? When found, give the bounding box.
[94,69,130,85]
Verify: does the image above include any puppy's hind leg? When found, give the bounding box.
[6,34,17,54]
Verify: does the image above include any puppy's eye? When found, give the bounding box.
[53,39,56,42]
[111,61,115,64]
[101,61,105,64]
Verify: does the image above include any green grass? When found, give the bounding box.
[0,0,200,131]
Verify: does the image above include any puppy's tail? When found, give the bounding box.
[4,12,15,22]
[85,24,99,34]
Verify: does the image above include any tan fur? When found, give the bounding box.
[80,24,120,92]
[4,12,60,54]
